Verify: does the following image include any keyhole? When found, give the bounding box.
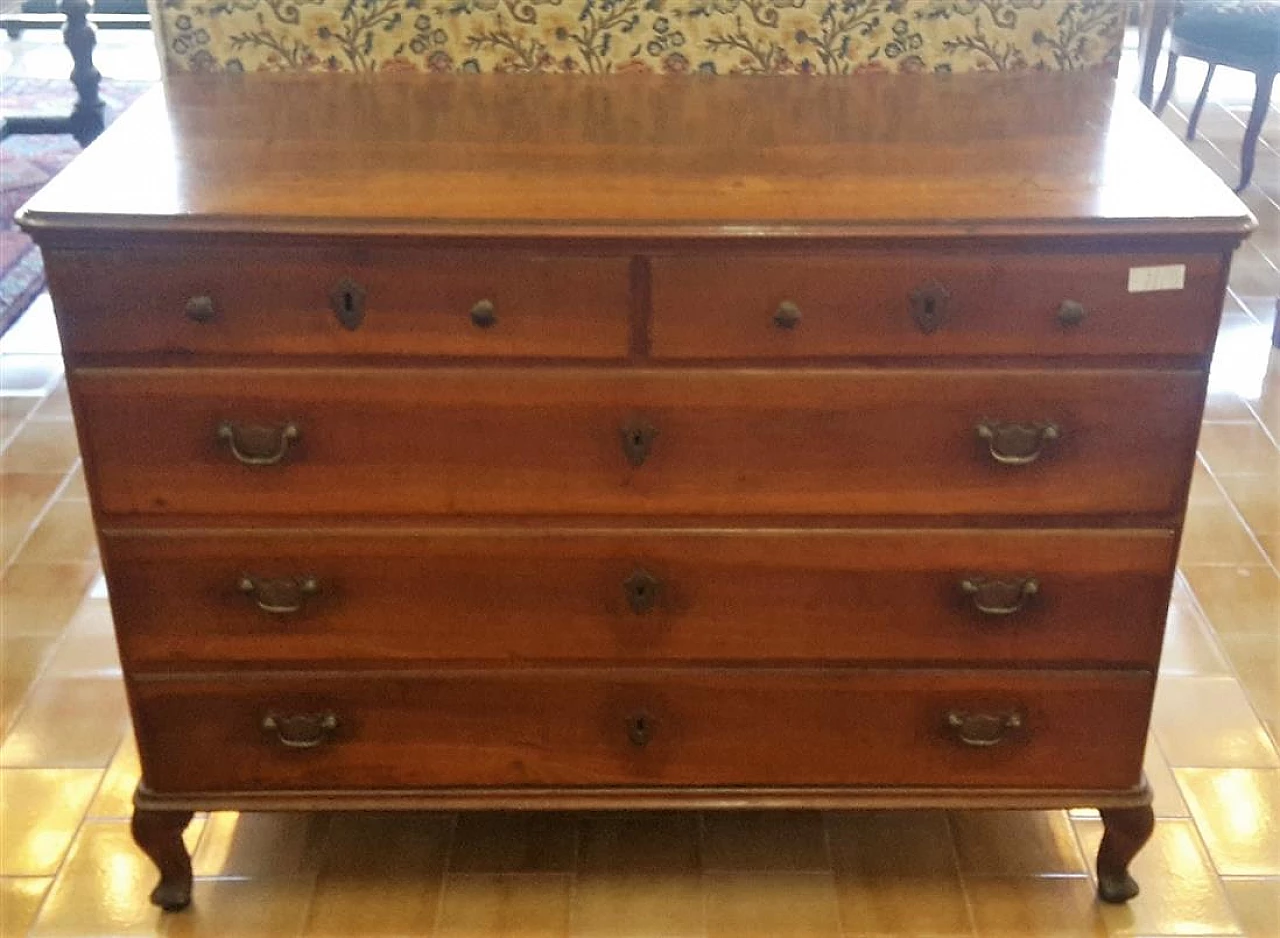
[627,714,652,747]
[342,291,354,314]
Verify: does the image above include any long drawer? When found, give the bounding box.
[104,529,1174,670]
[130,670,1153,793]
[650,251,1224,358]
[44,247,632,359]
[73,368,1204,518]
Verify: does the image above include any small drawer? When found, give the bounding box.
[44,246,632,360]
[650,252,1225,358]
[73,367,1204,519]
[130,669,1153,793]
[104,528,1173,671]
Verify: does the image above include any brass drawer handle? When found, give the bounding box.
[623,568,660,615]
[910,281,950,334]
[946,710,1023,748]
[185,295,215,323]
[975,420,1059,466]
[772,300,801,330]
[626,713,654,747]
[261,711,338,750]
[330,278,366,331]
[216,421,300,467]
[470,299,497,329]
[238,575,319,615]
[959,576,1039,617]
[619,418,658,468]
[1056,299,1087,328]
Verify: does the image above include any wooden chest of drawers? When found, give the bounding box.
[20,72,1252,913]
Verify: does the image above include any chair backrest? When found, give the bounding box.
[149,0,1125,75]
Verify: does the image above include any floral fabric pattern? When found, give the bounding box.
[150,0,1124,75]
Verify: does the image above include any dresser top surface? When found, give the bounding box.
[19,72,1253,242]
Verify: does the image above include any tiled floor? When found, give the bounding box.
[0,27,1277,938]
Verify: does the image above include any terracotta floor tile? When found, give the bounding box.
[0,674,129,768]
[0,768,102,875]
[59,463,87,501]
[950,811,1087,877]
[158,878,313,938]
[578,812,701,873]
[570,871,705,938]
[1222,877,1280,938]
[0,633,57,735]
[300,813,449,937]
[1147,739,1193,819]
[0,473,62,567]
[1181,566,1279,642]
[1218,474,1280,538]
[0,398,37,451]
[0,876,51,937]
[435,873,571,937]
[89,734,140,819]
[1074,818,1242,937]
[0,562,99,638]
[448,811,577,874]
[0,418,80,475]
[192,812,329,881]
[0,356,63,395]
[1162,590,1232,677]
[1153,676,1279,769]
[834,871,971,937]
[966,876,1106,938]
[826,810,959,876]
[17,499,99,564]
[27,818,204,937]
[704,871,841,938]
[31,381,71,421]
[1256,534,1278,568]
[1198,425,1280,479]
[701,810,829,872]
[1203,391,1257,423]
[1178,504,1268,566]
[1219,634,1280,724]
[1176,769,1280,877]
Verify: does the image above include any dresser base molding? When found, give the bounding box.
[131,782,1153,910]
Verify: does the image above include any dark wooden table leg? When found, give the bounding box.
[130,807,195,912]
[1096,805,1155,903]
[1137,0,1174,108]
[1,0,104,145]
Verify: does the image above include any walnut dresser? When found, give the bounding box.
[19,72,1253,913]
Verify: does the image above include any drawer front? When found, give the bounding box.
[45,247,632,359]
[105,529,1173,670]
[650,252,1225,358]
[130,670,1152,793]
[74,368,1204,519]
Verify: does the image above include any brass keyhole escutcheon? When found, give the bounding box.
[623,569,661,615]
[626,713,653,747]
[1056,299,1087,328]
[619,418,658,468]
[330,278,367,331]
[910,281,951,334]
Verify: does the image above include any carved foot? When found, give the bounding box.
[130,809,195,912]
[1096,805,1155,904]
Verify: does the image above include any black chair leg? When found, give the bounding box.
[1237,70,1275,193]
[1187,63,1216,141]
[1155,52,1179,116]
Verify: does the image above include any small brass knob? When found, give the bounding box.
[1056,300,1087,328]
[185,295,215,324]
[470,299,497,329]
[772,301,801,330]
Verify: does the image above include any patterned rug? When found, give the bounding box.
[1,77,154,335]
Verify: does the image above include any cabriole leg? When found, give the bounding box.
[1096,805,1155,904]
[130,808,195,912]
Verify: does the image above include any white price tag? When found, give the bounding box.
[1128,265,1186,293]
